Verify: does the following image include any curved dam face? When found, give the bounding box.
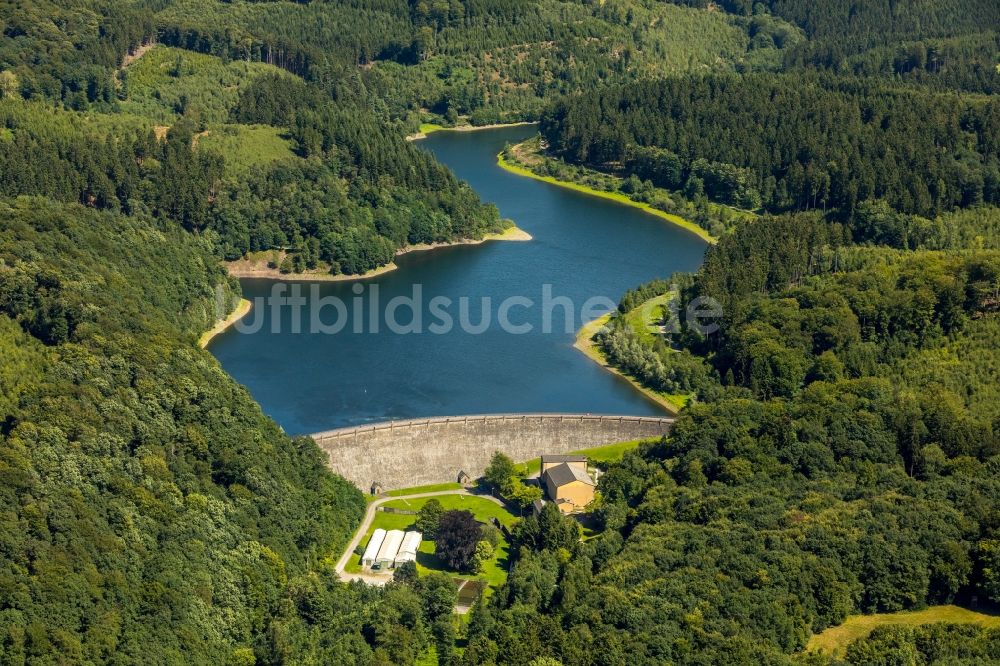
[311,413,674,491]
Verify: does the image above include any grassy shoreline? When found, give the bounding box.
[225,225,532,282]
[199,298,252,348]
[497,147,717,244]
[573,313,683,415]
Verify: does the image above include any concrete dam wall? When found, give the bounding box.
[311,413,674,491]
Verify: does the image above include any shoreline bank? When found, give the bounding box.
[224,225,532,282]
[406,121,536,141]
[199,298,253,348]
[573,313,682,415]
[497,145,717,244]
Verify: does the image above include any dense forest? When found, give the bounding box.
[474,2,1000,664]
[153,0,786,121]
[0,60,502,275]
[0,0,511,660]
[665,0,1000,90]
[465,206,1000,662]
[540,74,1000,216]
[0,201,466,662]
[0,198,373,660]
[2,0,799,123]
[535,0,1000,224]
[1,0,1000,664]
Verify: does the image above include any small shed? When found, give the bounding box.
[394,531,422,567]
[362,528,386,569]
[370,481,384,496]
[457,470,472,486]
[375,529,404,569]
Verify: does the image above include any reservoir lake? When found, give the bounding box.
[209,125,708,434]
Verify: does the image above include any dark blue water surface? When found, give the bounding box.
[209,126,707,434]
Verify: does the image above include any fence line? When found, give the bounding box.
[310,413,675,441]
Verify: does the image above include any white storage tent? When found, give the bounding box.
[361,528,386,569]
[375,529,404,569]
[394,531,422,567]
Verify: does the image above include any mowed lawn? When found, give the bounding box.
[806,605,1000,658]
[346,494,518,589]
[515,438,659,477]
[383,482,463,498]
[623,292,672,347]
